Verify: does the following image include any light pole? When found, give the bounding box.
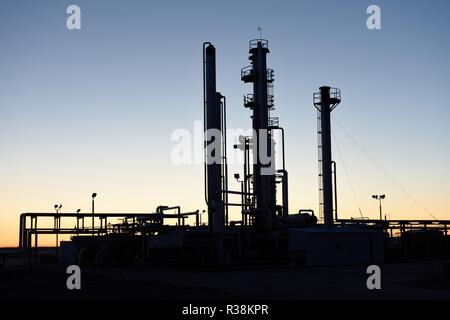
[53,204,61,257]
[372,194,385,220]
[76,209,81,235]
[91,193,97,236]
[54,204,58,252]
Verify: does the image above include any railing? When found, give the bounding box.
[241,67,274,83]
[243,93,274,109]
[249,39,269,50]
[267,94,274,109]
[241,66,253,79]
[267,69,275,82]
[313,87,341,107]
[313,92,321,107]
[337,219,450,237]
[243,94,255,108]
[330,87,341,101]
[18,210,200,251]
[269,117,279,127]
[243,94,254,104]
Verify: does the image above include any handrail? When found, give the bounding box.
[313,88,341,110]
[241,65,253,79]
[249,39,269,49]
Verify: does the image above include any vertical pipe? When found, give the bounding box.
[241,136,249,226]
[34,218,38,265]
[270,127,287,216]
[279,170,289,217]
[19,214,24,249]
[332,161,338,221]
[280,127,286,171]
[222,95,229,226]
[27,231,31,266]
[241,182,244,223]
[195,210,199,227]
[92,199,95,236]
[246,138,251,212]
[23,214,26,249]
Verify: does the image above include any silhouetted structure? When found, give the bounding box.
[15,39,450,268]
[241,39,277,231]
[203,43,226,233]
[314,86,341,226]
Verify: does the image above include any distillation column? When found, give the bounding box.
[203,43,224,233]
[241,39,276,230]
[314,86,341,227]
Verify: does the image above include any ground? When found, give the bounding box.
[1,260,450,300]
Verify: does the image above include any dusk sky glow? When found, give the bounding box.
[1,0,449,247]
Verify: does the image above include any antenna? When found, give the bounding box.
[257,26,262,39]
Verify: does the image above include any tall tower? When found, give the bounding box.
[203,43,225,233]
[241,39,277,230]
[314,86,341,227]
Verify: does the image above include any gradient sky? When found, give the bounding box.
[1,0,449,247]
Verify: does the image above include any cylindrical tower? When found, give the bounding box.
[241,39,276,230]
[203,43,224,233]
[313,86,341,227]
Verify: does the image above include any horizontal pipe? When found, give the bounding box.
[221,190,253,196]
[223,203,248,207]
[337,219,450,224]
[299,209,315,216]
[20,212,161,218]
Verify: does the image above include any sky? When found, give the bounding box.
[1,0,449,247]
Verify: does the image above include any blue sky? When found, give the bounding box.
[0,0,449,245]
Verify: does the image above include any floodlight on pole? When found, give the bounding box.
[91,193,97,236]
[372,194,386,220]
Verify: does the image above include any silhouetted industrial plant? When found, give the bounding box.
[17,39,450,267]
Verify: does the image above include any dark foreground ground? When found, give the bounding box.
[1,260,450,300]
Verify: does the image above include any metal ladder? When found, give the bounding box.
[317,110,324,221]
